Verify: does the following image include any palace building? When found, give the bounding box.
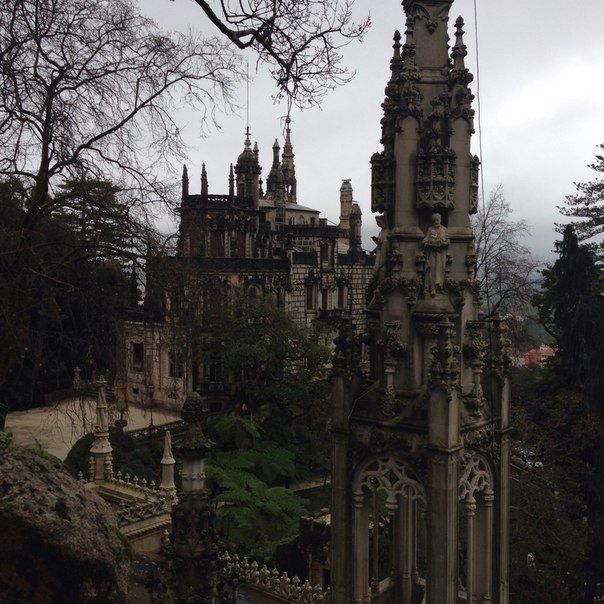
[115,120,373,409]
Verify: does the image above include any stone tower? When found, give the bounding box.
[330,2,511,603]
[339,179,354,233]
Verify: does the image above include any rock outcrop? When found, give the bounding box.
[0,447,130,602]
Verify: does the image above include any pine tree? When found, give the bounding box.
[535,225,603,405]
[559,143,604,260]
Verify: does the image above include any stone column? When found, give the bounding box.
[412,499,419,583]
[89,376,112,483]
[483,490,495,602]
[401,494,413,603]
[426,451,458,604]
[330,316,358,604]
[371,487,379,593]
[353,492,370,604]
[165,392,221,603]
[497,433,511,603]
[465,497,476,604]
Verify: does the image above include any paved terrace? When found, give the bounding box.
[5,398,180,460]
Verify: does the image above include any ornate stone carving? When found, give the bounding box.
[462,320,487,418]
[333,314,361,377]
[486,315,512,379]
[458,453,493,503]
[422,213,450,296]
[383,321,407,359]
[416,108,456,211]
[367,275,419,309]
[428,317,461,396]
[370,152,395,214]
[469,155,481,214]
[463,424,495,450]
[354,456,426,503]
[372,214,390,279]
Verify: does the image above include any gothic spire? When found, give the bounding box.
[281,116,297,201]
[451,16,473,84]
[201,163,208,197]
[228,163,234,196]
[181,164,189,199]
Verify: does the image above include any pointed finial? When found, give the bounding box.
[229,163,235,196]
[244,127,251,149]
[392,30,401,60]
[253,141,259,159]
[201,162,208,197]
[181,164,189,198]
[272,138,280,166]
[451,16,468,71]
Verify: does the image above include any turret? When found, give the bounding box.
[234,128,261,208]
[281,117,297,201]
[339,179,353,232]
[349,203,362,252]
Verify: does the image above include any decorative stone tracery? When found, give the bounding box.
[352,456,426,603]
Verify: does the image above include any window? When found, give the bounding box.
[289,217,296,225]
[306,284,315,310]
[131,342,144,371]
[169,351,184,379]
[210,231,224,257]
[320,243,328,263]
[321,288,329,310]
[338,284,346,308]
[206,360,222,382]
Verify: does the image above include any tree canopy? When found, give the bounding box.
[534,225,604,407]
[188,0,370,108]
[559,143,604,260]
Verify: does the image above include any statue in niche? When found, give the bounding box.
[372,214,390,280]
[422,212,449,296]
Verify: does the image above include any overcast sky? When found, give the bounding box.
[142,0,604,259]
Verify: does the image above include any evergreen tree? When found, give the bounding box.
[0,178,142,423]
[559,143,604,260]
[535,225,604,406]
[534,225,604,600]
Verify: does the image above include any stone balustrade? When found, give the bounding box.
[80,466,165,500]
[222,552,330,603]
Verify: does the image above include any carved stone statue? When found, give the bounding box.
[372,214,390,279]
[422,212,449,296]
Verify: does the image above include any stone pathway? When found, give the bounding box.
[5,398,181,460]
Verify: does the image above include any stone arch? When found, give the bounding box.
[458,452,495,604]
[352,455,426,603]
[354,454,426,507]
[458,452,493,503]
